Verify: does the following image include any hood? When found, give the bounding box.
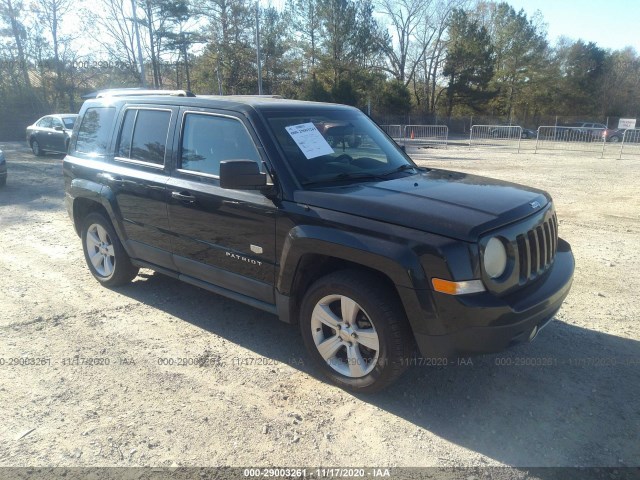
[293,169,550,242]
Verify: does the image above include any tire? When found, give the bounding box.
[609,136,620,143]
[81,212,139,287]
[31,139,44,156]
[299,270,413,393]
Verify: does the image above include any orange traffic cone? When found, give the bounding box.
[410,130,415,139]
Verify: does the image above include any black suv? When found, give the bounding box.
[63,93,574,392]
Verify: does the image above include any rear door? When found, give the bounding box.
[100,105,178,269]
[166,108,277,304]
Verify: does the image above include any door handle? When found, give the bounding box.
[97,173,124,187]
[171,191,197,204]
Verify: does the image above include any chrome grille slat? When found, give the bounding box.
[543,222,552,264]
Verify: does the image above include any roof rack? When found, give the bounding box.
[196,94,284,100]
[82,88,196,99]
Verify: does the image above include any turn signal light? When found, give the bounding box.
[432,278,485,295]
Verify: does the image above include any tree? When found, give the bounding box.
[258,6,294,95]
[85,0,139,74]
[481,2,549,120]
[553,39,606,116]
[442,8,494,116]
[0,0,31,88]
[200,0,256,94]
[33,0,75,109]
[379,79,412,115]
[599,47,640,117]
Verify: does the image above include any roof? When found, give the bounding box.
[83,94,354,114]
[80,94,355,118]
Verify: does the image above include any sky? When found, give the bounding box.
[260,0,640,53]
[501,0,639,52]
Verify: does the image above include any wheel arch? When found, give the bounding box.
[276,225,426,327]
[68,180,131,256]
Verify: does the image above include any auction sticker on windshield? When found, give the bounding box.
[285,123,334,159]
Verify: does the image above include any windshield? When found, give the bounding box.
[263,108,415,186]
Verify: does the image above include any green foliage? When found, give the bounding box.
[485,2,549,118]
[443,9,494,116]
[379,79,411,115]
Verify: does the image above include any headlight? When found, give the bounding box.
[484,237,507,279]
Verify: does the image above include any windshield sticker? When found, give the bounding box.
[285,123,334,159]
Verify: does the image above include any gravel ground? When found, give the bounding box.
[0,141,638,471]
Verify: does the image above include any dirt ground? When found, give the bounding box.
[0,140,638,470]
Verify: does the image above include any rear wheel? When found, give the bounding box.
[81,212,139,287]
[31,139,44,156]
[300,270,413,393]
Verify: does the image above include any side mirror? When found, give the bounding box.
[54,125,63,131]
[219,160,267,190]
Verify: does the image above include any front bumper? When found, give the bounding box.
[413,238,574,359]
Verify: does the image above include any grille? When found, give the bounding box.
[516,212,558,283]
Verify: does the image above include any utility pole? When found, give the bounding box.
[131,0,146,87]
[256,2,263,95]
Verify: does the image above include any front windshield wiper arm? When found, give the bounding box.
[301,165,421,187]
[301,172,386,186]
[379,164,419,177]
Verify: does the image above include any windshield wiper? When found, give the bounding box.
[301,172,386,186]
[301,165,420,187]
[379,164,418,177]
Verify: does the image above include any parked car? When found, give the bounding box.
[26,114,79,156]
[0,149,6,186]
[64,92,574,392]
[488,125,536,139]
[604,128,625,143]
[555,122,607,141]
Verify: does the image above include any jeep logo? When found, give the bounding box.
[530,201,541,209]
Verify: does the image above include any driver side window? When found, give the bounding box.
[180,113,261,177]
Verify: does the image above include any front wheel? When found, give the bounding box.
[81,212,139,287]
[609,136,620,143]
[300,270,413,393]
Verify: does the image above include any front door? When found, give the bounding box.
[166,109,277,304]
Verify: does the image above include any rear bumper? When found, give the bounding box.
[414,239,574,358]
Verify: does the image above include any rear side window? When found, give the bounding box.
[180,113,260,176]
[37,117,53,128]
[75,107,116,157]
[116,108,171,165]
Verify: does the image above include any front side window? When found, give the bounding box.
[263,109,414,187]
[75,107,116,156]
[116,108,171,165]
[180,113,260,176]
[62,117,76,129]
